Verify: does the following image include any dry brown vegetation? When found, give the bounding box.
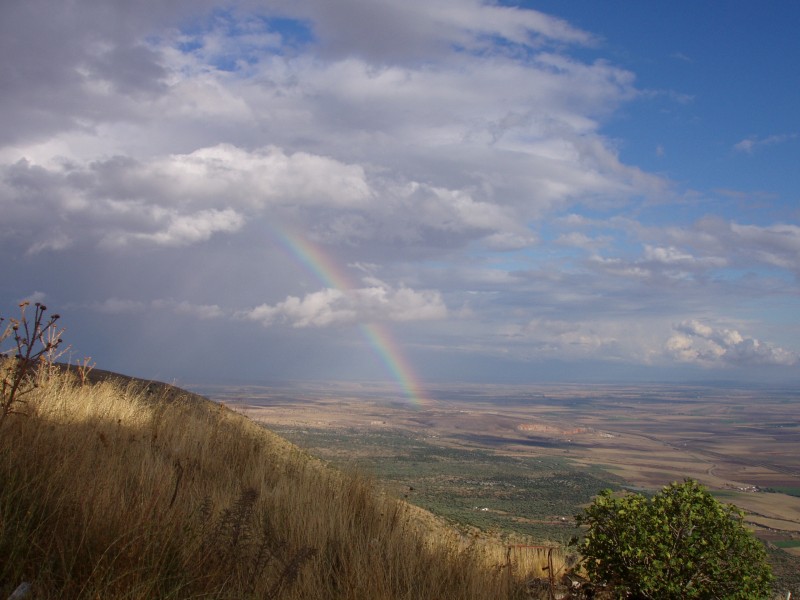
[0,363,562,599]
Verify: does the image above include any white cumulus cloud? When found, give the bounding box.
[666,320,797,367]
[241,283,447,328]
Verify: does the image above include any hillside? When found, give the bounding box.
[0,364,557,599]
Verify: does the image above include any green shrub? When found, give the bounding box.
[573,479,773,599]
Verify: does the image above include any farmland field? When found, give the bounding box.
[195,381,800,588]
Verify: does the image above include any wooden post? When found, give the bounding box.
[506,544,561,599]
[505,545,513,596]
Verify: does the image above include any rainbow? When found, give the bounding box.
[274,229,426,407]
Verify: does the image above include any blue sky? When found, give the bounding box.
[1,0,798,387]
[542,1,800,206]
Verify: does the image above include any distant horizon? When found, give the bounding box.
[3,1,799,388]
[70,352,800,395]
[184,372,800,394]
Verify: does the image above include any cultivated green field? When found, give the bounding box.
[267,424,620,542]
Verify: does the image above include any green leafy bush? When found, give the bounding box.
[573,479,773,599]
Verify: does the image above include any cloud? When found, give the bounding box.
[151,299,225,319]
[0,145,371,251]
[660,218,800,275]
[733,133,798,153]
[0,0,207,147]
[483,315,676,368]
[21,291,48,305]
[91,298,148,315]
[0,145,543,254]
[519,318,616,354]
[85,144,372,211]
[565,215,800,282]
[669,52,693,63]
[241,283,447,328]
[586,244,727,282]
[666,320,797,367]
[642,244,727,269]
[26,233,73,255]
[106,208,245,247]
[1,0,668,261]
[279,0,596,62]
[728,223,800,271]
[89,298,224,319]
[555,231,609,251]
[0,1,797,384]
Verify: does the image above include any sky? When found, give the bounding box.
[2,0,799,393]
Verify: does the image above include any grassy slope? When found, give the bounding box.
[0,365,554,599]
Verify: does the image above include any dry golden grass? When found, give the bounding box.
[0,365,560,599]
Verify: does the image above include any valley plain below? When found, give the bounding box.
[195,381,800,565]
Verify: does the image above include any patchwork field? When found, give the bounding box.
[195,381,800,566]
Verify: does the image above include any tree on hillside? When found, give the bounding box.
[573,479,773,599]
